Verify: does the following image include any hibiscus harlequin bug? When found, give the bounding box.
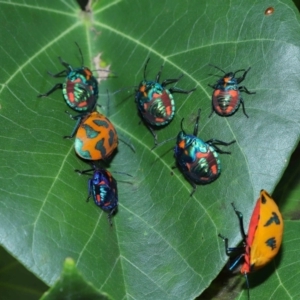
[65,111,118,161]
[208,65,256,118]
[136,58,196,145]
[38,43,99,113]
[218,190,284,300]
[174,108,235,196]
[76,166,118,226]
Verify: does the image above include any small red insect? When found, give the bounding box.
[219,190,284,299]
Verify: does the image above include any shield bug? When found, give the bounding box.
[76,166,118,226]
[65,111,118,161]
[208,65,256,118]
[218,190,284,299]
[136,58,196,145]
[38,43,99,113]
[174,109,235,195]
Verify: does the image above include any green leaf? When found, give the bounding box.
[41,258,111,300]
[0,1,299,299]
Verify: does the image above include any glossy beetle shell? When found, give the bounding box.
[136,81,175,126]
[89,169,118,212]
[241,190,284,273]
[174,131,221,184]
[75,112,118,160]
[63,67,98,112]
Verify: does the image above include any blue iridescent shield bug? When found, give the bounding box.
[208,65,256,118]
[175,109,235,195]
[136,58,196,145]
[76,166,118,226]
[38,43,99,113]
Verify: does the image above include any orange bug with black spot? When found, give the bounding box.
[65,111,118,161]
[219,190,284,299]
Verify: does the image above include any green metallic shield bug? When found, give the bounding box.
[174,109,236,196]
[38,43,99,113]
[135,58,196,145]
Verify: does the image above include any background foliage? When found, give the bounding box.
[0,0,300,299]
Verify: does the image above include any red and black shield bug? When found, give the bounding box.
[153,109,235,196]
[38,43,99,113]
[208,65,256,118]
[136,58,196,145]
[218,190,284,299]
[174,109,235,195]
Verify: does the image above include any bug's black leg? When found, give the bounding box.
[64,115,83,139]
[59,57,72,69]
[155,65,164,83]
[181,170,197,197]
[208,84,216,89]
[189,183,197,197]
[239,86,256,95]
[232,69,247,79]
[75,168,94,175]
[240,98,249,118]
[47,69,68,78]
[108,207,117,227]
[218,234,230,255]
[85,179,93,203]
[236,67,251,84]
[218,234,245,256]
[119,137,136,153]
[151,135,176,151]
[143,58,151,80]
[192,109,201,136]
[161,74,183,87]
[169,86,196,94]
[37,83,63,98]
[208,64,226,74]
[147,125,158,146]
[206,139,236,154]
[219,233,246,271]
[231,202,247,240]
[207,139,236,146]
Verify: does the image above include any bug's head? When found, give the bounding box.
[221,72,237,86]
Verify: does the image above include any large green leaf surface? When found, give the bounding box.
[1,1,300,299]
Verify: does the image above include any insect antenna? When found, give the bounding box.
[74,42,84,66]
[208,64,226,74]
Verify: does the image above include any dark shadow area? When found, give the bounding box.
[293,0,300,11]
[76,0,90,12]
[0,246,48,300]
[273,141,300,220]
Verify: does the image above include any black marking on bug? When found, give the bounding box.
[261,193,267,204]
[82,124,99,139]
[108,129,116,146]
[265,237,277,250]
[264,212,281,227]
[95,138,106,157]
[93,119,110,128]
